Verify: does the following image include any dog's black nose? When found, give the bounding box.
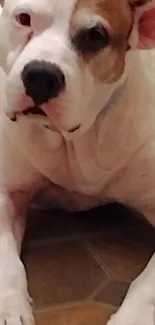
[21,60,65,105]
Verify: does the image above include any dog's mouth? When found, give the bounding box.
[9,106,47,121]
[9,106,81,134]
[23,106,47,116]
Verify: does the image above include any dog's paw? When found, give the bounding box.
[107,301,154,325]
[0,291,35,325]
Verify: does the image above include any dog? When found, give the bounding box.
[0,0,155,324]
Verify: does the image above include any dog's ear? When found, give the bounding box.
[129,0,155,49]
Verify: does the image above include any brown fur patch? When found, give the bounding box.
[129,0,151,7]
[71,0,133,83]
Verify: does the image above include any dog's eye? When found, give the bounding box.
[73,25,110,54]
[16,13,31,27]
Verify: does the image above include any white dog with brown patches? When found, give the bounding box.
[0,0,155,324]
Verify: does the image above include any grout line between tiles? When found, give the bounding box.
[34,300,115,313]
[23,230,112,251]
[84,240,133,285]
[83,240,113,279]
[87,278,111,300]
[82,239,133,284]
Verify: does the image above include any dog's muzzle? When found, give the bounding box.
[8,60,81,134]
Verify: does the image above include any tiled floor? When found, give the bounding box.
[23,203,155,324]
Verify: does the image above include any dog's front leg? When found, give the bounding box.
[107,253,155,325]
[107,209,155,325]
[0,190,34,325]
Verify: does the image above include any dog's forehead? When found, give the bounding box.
[6,0,131,31]
[9,0,130,18]
[54,0,131,20]
[45,0,76,18]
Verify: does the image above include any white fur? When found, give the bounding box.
[0,0,155,324]
[107,253,155,325]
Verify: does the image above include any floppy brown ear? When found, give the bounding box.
[129,0,155,49]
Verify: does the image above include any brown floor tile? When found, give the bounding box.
[35,301,112,325]
[23,204,155,315]
[23,241,107,310]
[88,225,155,282]
[73,204,143,235]
[95,281,129,306]
[24,209,80,248]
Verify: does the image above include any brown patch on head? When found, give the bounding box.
[129,0,151,7]
[71,0,133,83]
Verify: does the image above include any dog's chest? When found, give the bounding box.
[7,117,114,196]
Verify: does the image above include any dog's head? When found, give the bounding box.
[0,0,155,138]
